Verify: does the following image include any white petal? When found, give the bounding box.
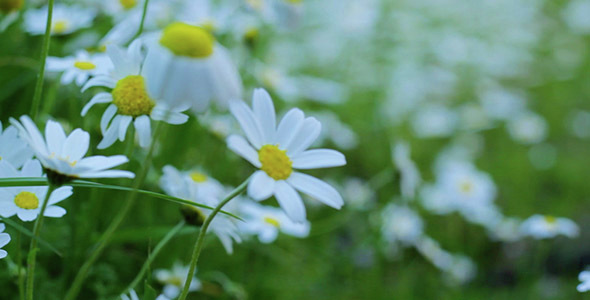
[62,129,89,162]
[134,115,151,148]
[118,116,133,141]
[45,120,66,156]
[44,206,66,218]
[292,149,346,169]
[0,249,7,259]
[247,170,275,200]
[274,180,306,223]
[275,108,304,148]
[287,172,343,209]
[77,170,135,178]
[285,117,321,156]
[229,101,264,149]
[226,135,261,167]
[17,210,38,222]
[48,186,73,205]
[101,104,118,133]
[81,75,116,93]
[252,88,276,144]
[20,159,42,177]
[98,117,121,149]
[76,155,129,171]
[81,92,112,116]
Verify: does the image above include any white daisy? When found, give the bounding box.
[519,214,579,239]
[0,223,10,259]
[9,116,134,183]
[226,88,346,222]
[0,121,33,169]
[141,22,243,112]
[24,4,96,36]
[578,270,590,292]
[81,40,189,149]
[238,200,310,243]
[46,50,112,86]
[381,204,424,247]
[0,159,71,221]
[159,165,241,254]
[155,262,201,299]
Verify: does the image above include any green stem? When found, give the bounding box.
[30,0,55,119]
[17,232,24,300]
[177,178,250,300]
[64,122,163,300]
[132,0,150,40]
[25,184,56,300]
[122,220,185,295]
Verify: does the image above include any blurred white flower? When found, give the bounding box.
[392,142,421,199]
[578,270,590,292]
[507,111,548,144]
[411,104,458,138]
[226,88,346,222]
[247,0,303,30]
[0,223,10,259]
[415,236,476,284]
[313,112,358,150]
[487,217,522,242]
[340,177,375,211]
[238,200,310,243]
[24,4,96,35]
[519,215,579,239]
[155,262,201,299]
[142,22,242,112]
[563,0,590,35]
[10,116,134,181]
[0,159,71,221]
[0,121,33,169]
[81,41,189,149]
[381,204,423,246]
[120,289,170,300]
[46,50,112,87]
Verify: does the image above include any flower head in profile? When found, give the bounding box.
[81,40,189,149]
[238,200,310,243]
[0,159,71,221]
[226,88,346,222]
[142,22,242,113]
[24,4,96,36]
[0,223,10,259]
[0,121,33,169]
[10,116,134,184]
[155,262,201,299]
[519,214,579,239]
[46,50,112,87]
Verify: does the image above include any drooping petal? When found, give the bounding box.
[287,172,343,209]
[274,180,306,223]
[101,104,118,133]
[81,92,112,116]
[134,115,151,148]
[118,116,133,141]
[81,75,116,93]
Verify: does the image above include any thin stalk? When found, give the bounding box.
[25,184,56,300]
[17,232,24,300]
[177,178,250,300]
[65,122,163,300]
[30,0,55,119]
[122,220,185,295]
[132,0,150,40]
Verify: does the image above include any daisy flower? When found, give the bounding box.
[238,200,310,243]
[0,223,10,259]
[0,159,72,221]
[81,41,189,149]
[578,270,590,292]
[159,165,241,254]
[9,116,134,184]
[226,88,346,222]
[141,22,243,112]
[24,4,96,36]
[155,262,201,299]
[0,121,33,169]
[381,204,423,246]
[519,214,579,239]
[46,50,112,87]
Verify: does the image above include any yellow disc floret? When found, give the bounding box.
[544,215,557,224]
[264,216,281,228]
[459,181,473,194]
[74,61,96,70]
[190,172,208,183]
[52,20,68,34]
[159,22,214,58]
[111,75,155,117]
[119,0,137,10]
[14,191,39,210]
[258,145,292,180]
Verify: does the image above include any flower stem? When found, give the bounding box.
[30,0,55,119]
[65,122,163,300]
[177,178,250,300]
[132,0,150,40]
[122,220,185,295]
[25,184,55,300]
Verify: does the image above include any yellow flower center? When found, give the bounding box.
[244,28,259,41]
[190,172,207,183]
[286,0,302,4]
[119,0,137,10]
[264,216,281,228]
[160,22,214,58]
[52,20,68,34]
[14,191,39,210]
[74,61,96,70]
[258,145,292,180]
[459,181,473,194]
[165,276,183,287]
[201,20,216,33]
[111,75,155,117]
[0,0,24,12]
[544,215,557,224]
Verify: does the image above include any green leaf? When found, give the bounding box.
[1,217,62,257]
[0,177,242,221]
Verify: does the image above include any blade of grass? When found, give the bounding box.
[1,217,62,257]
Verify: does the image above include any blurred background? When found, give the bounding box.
[1,0,590,299]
